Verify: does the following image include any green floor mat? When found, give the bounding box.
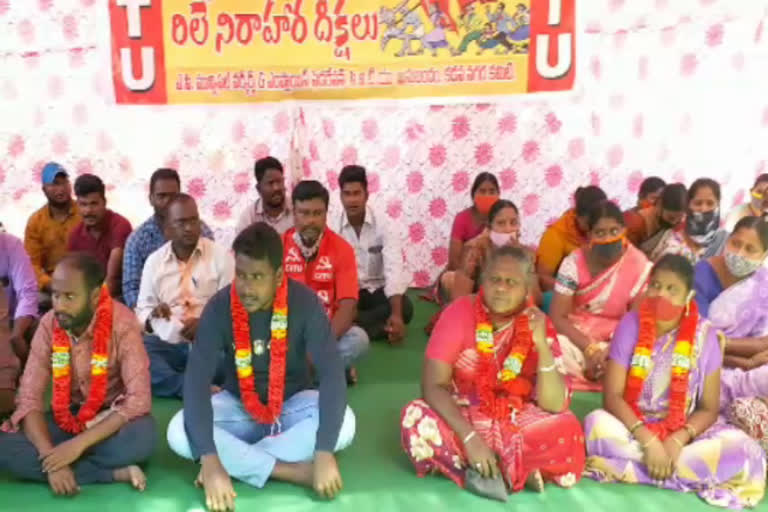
[0,292,765,511]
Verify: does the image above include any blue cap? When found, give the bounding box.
[41,162,68,185]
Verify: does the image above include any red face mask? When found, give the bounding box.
[644,295,685,322]
[474,195,499,216]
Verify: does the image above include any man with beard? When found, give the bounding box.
[68,175,132,299]
[0,232,38,416]
[166,223,355,509]
[135,195,233,398]
[625,183,687,253]
[24,162,82,308]
[123,168,215,309]
[235,157,293,236]
[335,166,413,344]
[0,253,155,495]
[283,181,369,384]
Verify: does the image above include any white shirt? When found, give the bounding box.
[135,237,234,327]
[335,206,408,297]
[235,198,293,236]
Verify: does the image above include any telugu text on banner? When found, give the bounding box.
[109,0,576,104]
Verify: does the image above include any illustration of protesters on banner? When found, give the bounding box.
[450,3,485,56]
[423,2,453,56]
[507,2,531,53]
[380,0,427,57]
[476,21,515,55]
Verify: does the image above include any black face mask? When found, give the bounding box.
[686,209,719,239]
[592,240,623,261]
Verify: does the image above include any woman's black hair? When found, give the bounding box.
[488,199,519,224]
[574,186,607,217]
[660,183,688,212]
[688,178,721,203]
[586,200,624,231]
[732,216,768,253]
[638,177,666,200]
[651,254,695,292]
[470,172,500,197]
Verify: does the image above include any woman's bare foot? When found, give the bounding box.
[271,461,314,487]
[113,465,147,491]
[525,470,544,493]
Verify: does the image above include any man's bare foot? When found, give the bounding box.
[525,470,544,493]
[113,465,147,491]
[271,461,314,487]
[346,367,358,386]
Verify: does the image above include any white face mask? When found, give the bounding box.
[724,250,763,278]
[489,230,519,248]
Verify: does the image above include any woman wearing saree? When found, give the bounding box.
[550,201,652,389]
[443,200,541,305]
[401,246,584,501]
[725,174,768,232]
[650,178,728,264]
[536,186,608,292]
[584,254,766,509]
[625,183,686,252]
[694,216,768,450]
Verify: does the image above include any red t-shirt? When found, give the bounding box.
[68,209,133,269]
[282,228,358,318]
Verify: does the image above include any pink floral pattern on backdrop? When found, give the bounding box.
[1,1,768,289]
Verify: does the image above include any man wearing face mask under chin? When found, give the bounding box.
[442,200,542,306]
[651,179,728,265]
[550,201,652,390]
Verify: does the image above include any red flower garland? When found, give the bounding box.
[474,291,535,423]
[51,285,112,434]
[230,278,288,424]
[624,299,699,440]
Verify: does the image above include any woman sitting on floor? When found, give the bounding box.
[446,172,500,272]
[440,199,541,305]
[626,183,687,256]
[536,185,607,292]
[694,216,768,451]
[650,178,728,263]
[401,246,585,502]
[725,173,768,231]
[584,254,766,509]
[550,201,652,388]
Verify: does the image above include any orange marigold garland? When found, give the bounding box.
[624,298,699,440]
[51,284,112,434]
[231,277,288,424]
[474,290,536,422]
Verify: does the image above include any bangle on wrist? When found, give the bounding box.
[463,431,477,445]
[641,435,658,449]
[538,363,556,372]
[684,423,697,440]
[629,421,643,435]
[672,437,685,448]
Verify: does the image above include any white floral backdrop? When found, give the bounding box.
[1,0,768,287]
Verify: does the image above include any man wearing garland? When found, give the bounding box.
[0,253,155,495]
[167,223,356,510]
[282,180,369,384]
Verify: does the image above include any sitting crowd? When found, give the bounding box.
[1,159,768,510]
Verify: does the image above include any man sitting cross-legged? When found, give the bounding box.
[166,223,356,511]
[136,194,233,398]
[0,253,156,496]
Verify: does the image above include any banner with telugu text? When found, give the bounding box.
[109,0,576,104]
